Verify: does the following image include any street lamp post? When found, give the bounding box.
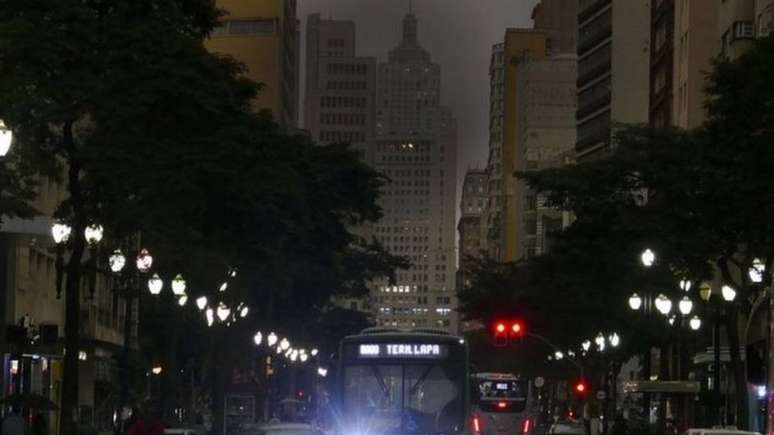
[0,119,12,157]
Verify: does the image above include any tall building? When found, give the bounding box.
[514,55,577,259]
[576,0,651,161]
[650,0,675,128]
[485,43,506,261]
[458,168,488,288]
[304,14,376,160]
[206,0,299,128]
[718,0,756,60]
[493,29,547,263]
[672,0,718,129]
[371,11,459,333]
[531,0,578,55]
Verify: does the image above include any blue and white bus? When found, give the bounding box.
[334,328,470,435]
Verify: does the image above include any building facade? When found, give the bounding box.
[576,0,651,161]
[485,43,506,261]
[0,177,133,434]
[494,29,547,263]
[304,14,376,161]
[514,55,577,259]
[650,0,675,128]
[458,169,488,289]
[206,0,299,128]
[371,11,459,333]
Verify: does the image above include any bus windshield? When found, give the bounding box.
[343,362,465,434]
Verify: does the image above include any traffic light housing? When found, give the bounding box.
[492,320,524,346]
[509,322,523,345]
[494,321,508,347]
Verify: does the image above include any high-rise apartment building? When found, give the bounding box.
[304,14,376,160]
[672,0,718,129]
[576,0,651,161]
[650,0,675,128]
[485,43,506,260]
[206,0,299,128]
[514,55,577,259]
[492,29,547,263]
[458,168,488,288]
[531,0,579,55]
[371,11,459,333]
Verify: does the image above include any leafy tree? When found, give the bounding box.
[1,2,405,434]
[504,34,774,429]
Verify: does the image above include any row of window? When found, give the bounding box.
[320,95,368,108]
[320,113,367,125]
[327,80,368,90]
[327,63,368,75]
[380,154,433,163]
[383,189,431,197]
[212,19,275,37]
[319,131,366,143]
[375,226,430,234]
[327,38,346,48]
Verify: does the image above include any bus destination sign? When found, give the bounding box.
[358,343,449,359]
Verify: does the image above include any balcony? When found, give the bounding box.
[578,42,611,85]
[578,10,612,54]
[579,0,612,24]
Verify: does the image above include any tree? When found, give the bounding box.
[510,34,774,428]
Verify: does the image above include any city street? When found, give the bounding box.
[1,1,774,435]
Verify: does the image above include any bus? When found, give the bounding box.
[334,328,470,435]
[470,373,536,435]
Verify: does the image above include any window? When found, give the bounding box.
[733,21,754,39]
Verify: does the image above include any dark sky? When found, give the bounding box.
[298,0,538,180]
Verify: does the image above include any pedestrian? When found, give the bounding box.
[125,401,164,435]
[2,406,25,435]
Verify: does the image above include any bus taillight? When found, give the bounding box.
[472,415,482,434]
[496,401,507,409]
[522,418,532,434]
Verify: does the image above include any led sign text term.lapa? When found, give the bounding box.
[358,343,445,358]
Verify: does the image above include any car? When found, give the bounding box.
[236,422,323,435]
[684,428,762,435]
[548,421,585,435]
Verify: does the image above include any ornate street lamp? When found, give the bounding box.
[216,303,231,322]
[609,332,621,348]
[679,279,692,292]
[51,223,72,244]
[629,293,643,311]
[0,120,12,157]
[84,224,104,245]
[147,273,164,295]
[311,349,319,356]
[689,315,702,330]
[268,332,278,347]
[641,248,655,268]
[240,306,249,318]
[205,308,214,327]
[171,274,187,296]
[177,295,188,306]
[721,285,737,302]
[280,338,290,351]
[749,258,765,284]
[678,296,693,316]
[699,282,712,302]
[196,296,208,311]
[655,294,672,315]
[136,249,153,273]
[109,250,126,273]
[254,332,263,346]
[581,340,591,352]
[595,333,606,352]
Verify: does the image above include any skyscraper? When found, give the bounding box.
[206,0,299,129]
[371,11,459,333]
[576,0,650,161]
[304,14,376,161]
[458,168,488,289]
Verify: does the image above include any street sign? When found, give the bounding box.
[596,390,607,400]
[622,380,700,394]
[535,377,545,388]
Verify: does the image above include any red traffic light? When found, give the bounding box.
[575,382,587,393]
[496,322,506,333]
[512,323,522,334]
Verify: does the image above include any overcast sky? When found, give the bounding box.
[298,0,538,180]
